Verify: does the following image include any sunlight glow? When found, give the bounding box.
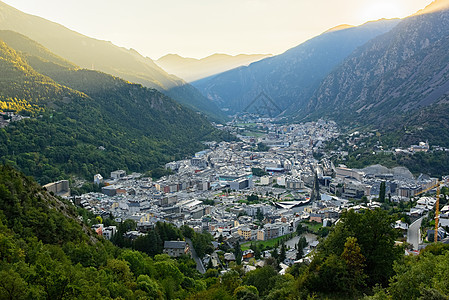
[359,2,406,22]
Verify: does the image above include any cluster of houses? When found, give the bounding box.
[71,118,449,271]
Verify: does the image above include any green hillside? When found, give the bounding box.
[0,1,225,122]
[0,32,231,184]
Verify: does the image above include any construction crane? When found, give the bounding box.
[414,181,442,243]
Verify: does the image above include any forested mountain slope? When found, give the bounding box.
[0,1,224,121]
[0,31,230,184]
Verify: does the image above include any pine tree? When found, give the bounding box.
[296,246,304,260]
[234,241,242,265]
[311,171,321,201]
[279,243,286,263]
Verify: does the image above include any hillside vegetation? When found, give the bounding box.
[0,32,232,184]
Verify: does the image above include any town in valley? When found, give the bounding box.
[45,115,449,274]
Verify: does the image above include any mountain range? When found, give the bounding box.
[0,30,231,184]
[156,53,271,82]
[0,0,224,121]
[302,0,449,146]
[192,0,449,147]
[192,18,401,115]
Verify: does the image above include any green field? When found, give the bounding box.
[241,233,295,251]
[303,221,322,233]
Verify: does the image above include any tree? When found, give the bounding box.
[134,230,163,257]
[234,285,259,300]
[207,258,213,270]
[318,208,402,286]
[296,236,308,260]
[250,243,261,260]
[279,243,286,263]
[296,247,304,260]
[311,172,321,201]
[379,181,386,203]
[341,237,366,293]
[193,232,214,258]
[0,269,28,300]
[234,241,242,265]
[221,270,242,294]
[387,251,449,300]
[251,168,267,177]
[180,225,194,239]
[136,275,163,299]
[247,194,259,202]
[244,266,278,297]
[296,223,306,235]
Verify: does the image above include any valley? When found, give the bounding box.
[1,0,449,299]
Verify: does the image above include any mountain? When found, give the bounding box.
[0,31,231,184]
[0,1,223,121]
[303,1,449,146]
[156,53,271,82]
[192,19,400,115]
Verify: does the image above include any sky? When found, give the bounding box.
[3,0,435,59]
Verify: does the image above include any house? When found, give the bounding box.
[238,226,252,240]
[94,174,103,185]
[264,223,280,240]
[92,224,103,236]
[309,213,322,223]
[163,241,190,257]
[242,249,254,259]
[224,252,236,263]
[102,226,117,240]
[426,228,447,242]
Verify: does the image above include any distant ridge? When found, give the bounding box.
[324,24,355,33]
[414,0,449,15]
[156,53,271,82]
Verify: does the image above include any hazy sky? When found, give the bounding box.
[3,0,434,59]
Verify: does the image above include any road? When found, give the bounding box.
[285,233,318,261]
[284,233,317,249]
[185,237,206,274]
[407,215,425,250]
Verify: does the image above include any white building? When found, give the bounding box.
[103,226,117,240]
[260,175,272,185]
[94,174,103,185]
[111,170,126,179]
